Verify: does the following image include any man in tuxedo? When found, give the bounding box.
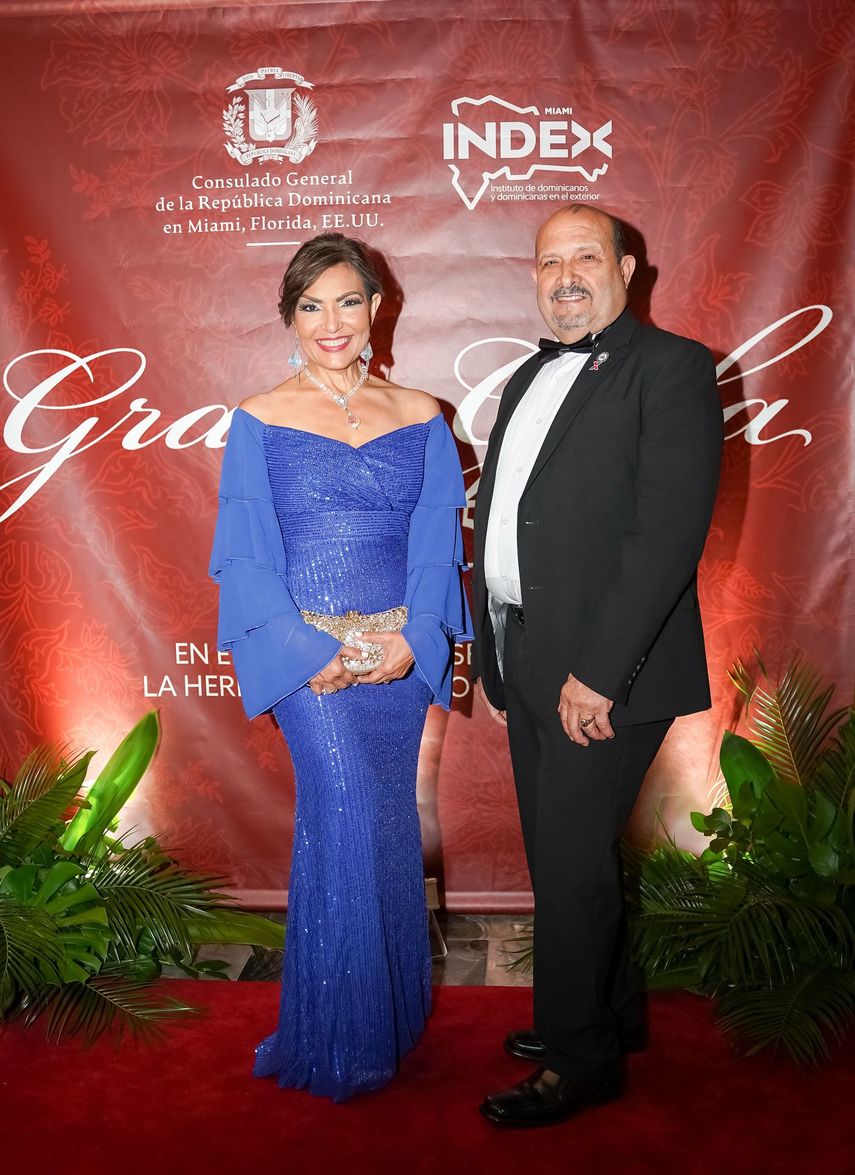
[472,204,722,1127]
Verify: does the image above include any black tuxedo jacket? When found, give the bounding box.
[471,308,723,726]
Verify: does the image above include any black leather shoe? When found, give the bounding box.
[504,1028,647,1060]
[504,1029,547,1060]
[480,1065,622,1128]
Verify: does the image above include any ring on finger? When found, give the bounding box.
[580,716,594,728]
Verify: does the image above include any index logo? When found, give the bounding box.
[442,95,612,210]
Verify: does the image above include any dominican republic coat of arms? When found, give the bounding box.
[224,68,318,166]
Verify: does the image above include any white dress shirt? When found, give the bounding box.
[484,350,589,606]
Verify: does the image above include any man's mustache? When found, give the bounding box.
[551,284,592,300]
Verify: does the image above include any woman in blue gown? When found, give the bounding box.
[209,233,472,1101]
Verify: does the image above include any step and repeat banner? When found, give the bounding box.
[1,0,852,907]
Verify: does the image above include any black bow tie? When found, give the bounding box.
[537,335,595,363]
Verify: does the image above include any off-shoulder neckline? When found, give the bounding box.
[233,406,441,451]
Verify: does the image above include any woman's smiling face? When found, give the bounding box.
[294,263,380,371]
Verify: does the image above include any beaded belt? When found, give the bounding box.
[300,605,408,674]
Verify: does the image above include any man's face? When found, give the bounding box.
[532,209,635,340]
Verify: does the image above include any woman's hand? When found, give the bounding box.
[308,647,363,695]
[354,631,415,685]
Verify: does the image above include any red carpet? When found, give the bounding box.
[3,983,852,1175]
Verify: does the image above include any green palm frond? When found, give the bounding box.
[812,711,855,808]
[0,897,63,1011]
[636,862,723,980]
[637,853,853,986]
[620,839,648,875]
[705,775,731,814]
[1,860,112,981]
[745,658,846,787]
[84,839,231,960]
[500,932,533,974]
[0,749,94,866]
[627,850,711,981]
[30,964,196,1045]
[729,656,759,706]
[184,909,285,950]
[717,969,855,1068]
[626,846,713,989]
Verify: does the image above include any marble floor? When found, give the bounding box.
[184,913,534,987]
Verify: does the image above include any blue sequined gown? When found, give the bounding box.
[209,408,472,1102]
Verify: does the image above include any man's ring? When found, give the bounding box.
[580,716,594,728]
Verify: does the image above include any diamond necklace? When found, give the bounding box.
[301,361,369,430]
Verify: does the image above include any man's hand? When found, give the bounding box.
[476,679,507,726]
[558,672,614,745]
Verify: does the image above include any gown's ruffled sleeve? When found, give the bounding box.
[402,413,474,709]
[208,409,342,719]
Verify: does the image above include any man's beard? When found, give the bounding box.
[550,284,592,330]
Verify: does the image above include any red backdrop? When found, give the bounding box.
[1,0,852,909]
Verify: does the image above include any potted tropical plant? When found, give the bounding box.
[630,655,855,1066]
[0,710,284,1043]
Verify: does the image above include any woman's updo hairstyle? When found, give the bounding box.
[278,233,383,326]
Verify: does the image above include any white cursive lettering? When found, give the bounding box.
[451,305,828,450]
[0,305,830,521]
[1,348,230,521]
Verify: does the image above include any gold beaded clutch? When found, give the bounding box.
[300,605,408,674]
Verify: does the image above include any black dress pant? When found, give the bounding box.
[503,606,672,1079]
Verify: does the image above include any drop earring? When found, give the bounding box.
[360,340,373,364]
[288,336,303,370]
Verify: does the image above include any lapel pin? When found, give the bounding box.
[590,350,609,372]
